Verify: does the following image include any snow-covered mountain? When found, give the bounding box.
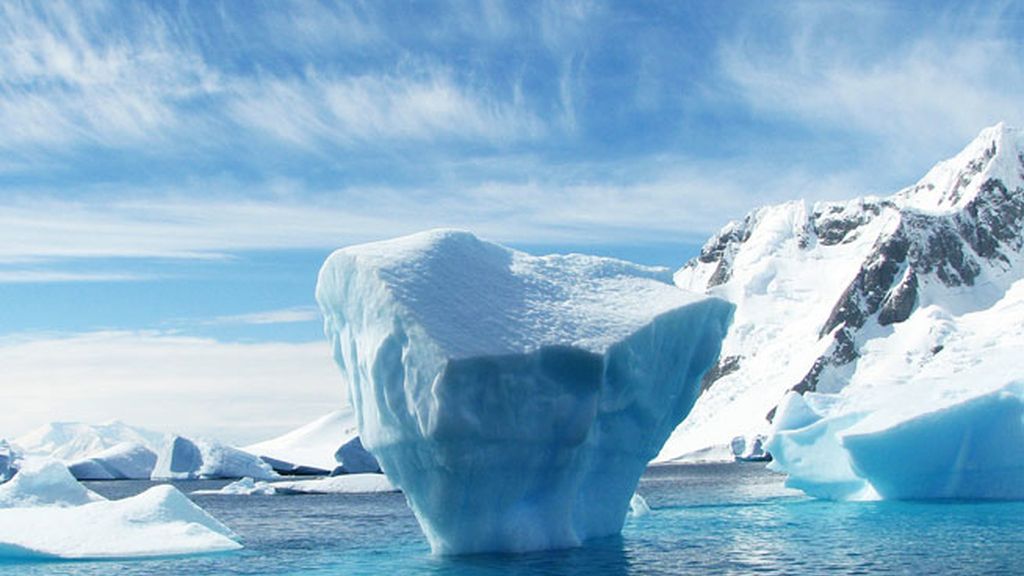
[13,421,167,462]
[657,122,1024,462]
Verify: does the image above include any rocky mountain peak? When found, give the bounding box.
[897,122,1023,214]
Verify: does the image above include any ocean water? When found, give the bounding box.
[4,463,1022,575]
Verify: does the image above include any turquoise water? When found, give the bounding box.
[4,463,1022,575]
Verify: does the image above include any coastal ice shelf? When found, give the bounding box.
[316,229,733,554]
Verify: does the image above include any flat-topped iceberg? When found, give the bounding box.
[316,230,733,554]
[0,460,240,560]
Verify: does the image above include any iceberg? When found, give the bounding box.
[0,460,103,508]
[245,409,359,473]
[334,436,380,474]
[67,442,158,480]
[152,436,276,480]
[0,440,18,483]
[316,230,733,554]
[0,460,240,560]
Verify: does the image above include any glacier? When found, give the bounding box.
[0,460,240,560]
[152,436,277,480]
[316,229,733,554]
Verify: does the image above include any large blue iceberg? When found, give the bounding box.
[316,230,733,554]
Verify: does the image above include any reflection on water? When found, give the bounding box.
[3,463,1023,575]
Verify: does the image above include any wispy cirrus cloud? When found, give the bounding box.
[0,270,158,284]
[205,306,321,326]
[718,2,1024,165]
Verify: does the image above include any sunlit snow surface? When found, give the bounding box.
[316,230,733,554]
[768,279,1024,500]
[0,460,240,560]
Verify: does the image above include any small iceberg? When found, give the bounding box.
[768,380,1024,500]
[152,436,277,480]
[0,460,241,560]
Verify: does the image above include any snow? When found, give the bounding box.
[193,474,397,496]
[0,460,102,508]
[658,123,1024,462]
[768,276,1024,500]
[152,436,277,480]
[0,460,240,560]
[67,442,157,480]
[13,421,166,462]
[316,229,733,554]
[244,409,359,472]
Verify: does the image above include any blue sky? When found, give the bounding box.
[2,1,1022,442]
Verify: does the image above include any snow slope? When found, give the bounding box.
[243,408,359,472]
[659,123,1024,463]
[317,230,733,554]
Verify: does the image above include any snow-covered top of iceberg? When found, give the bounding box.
[0,460,103,508]
[244,408,357,471]
[0,461,241,559]
[317,229,703,358]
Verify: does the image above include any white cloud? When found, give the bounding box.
[229,68,544,148]
[719,3,1024,164]
[0,270,156,283]
[206,306,321,326]
[0,156,882,265]
[0,331,346,444]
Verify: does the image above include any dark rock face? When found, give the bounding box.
[788,141,1023,395]
[700,355,741,393]
[694,217,755,287]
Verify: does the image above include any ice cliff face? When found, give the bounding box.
[316,230,733,554]
[658,124,1024,480]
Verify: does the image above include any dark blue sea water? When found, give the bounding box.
[3,463,1022,575]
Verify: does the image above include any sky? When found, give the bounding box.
[2,0,1022,444]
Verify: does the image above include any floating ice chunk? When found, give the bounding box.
[192,474,397,496]
[152,436,276,480]
[628,493,650,517]
[842,382,1024,500]
[0,460,103,508]
[67,442,157,480]
[316,230,733,554]
[334,436,380,474]
[194,477,277,496]
[0,484,240,560]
